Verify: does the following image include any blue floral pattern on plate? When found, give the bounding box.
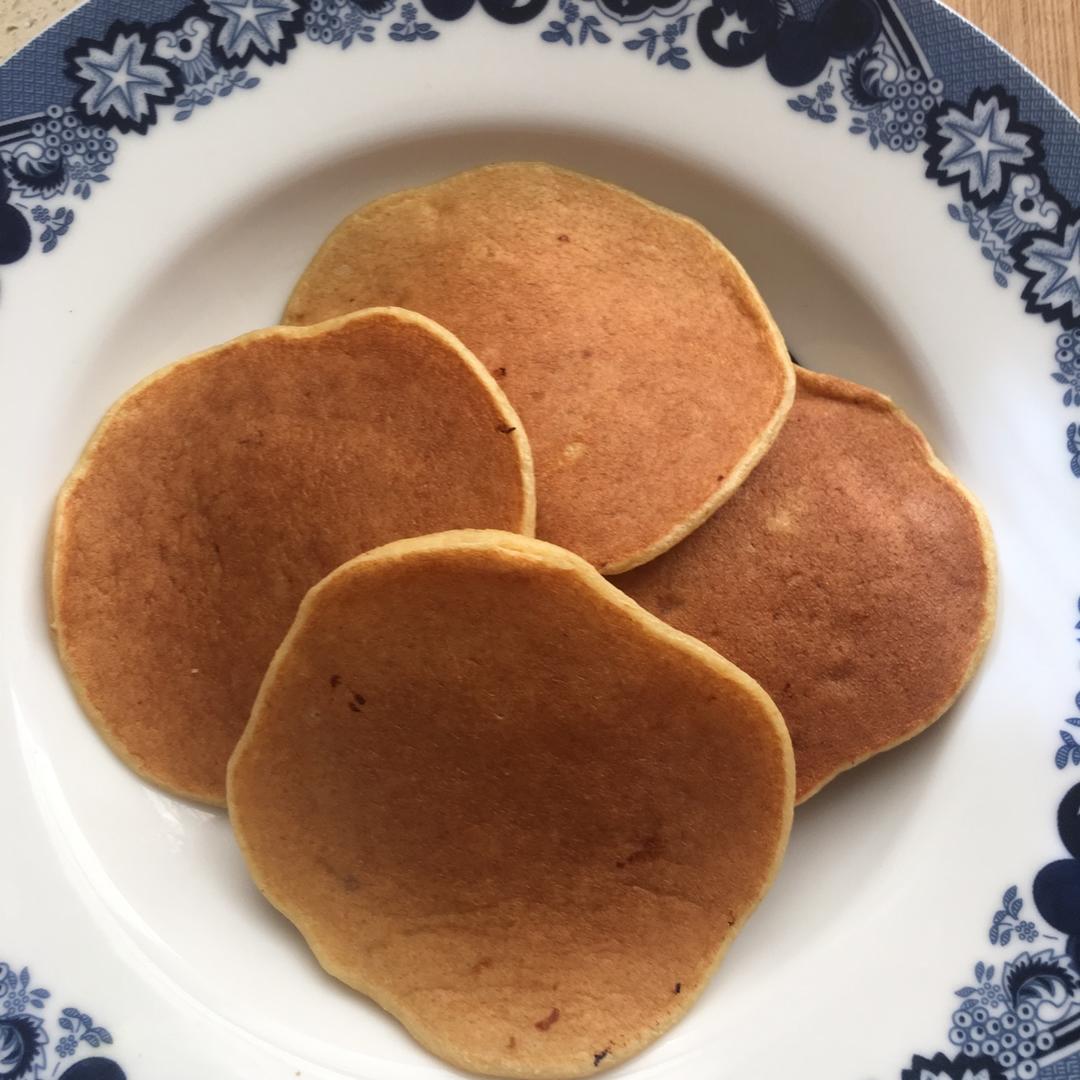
[3,1,1080,1076]
[924,88,1042,206]
[910,602,1080,1080]
[2,0,1079,480]
[0,961,123,1079]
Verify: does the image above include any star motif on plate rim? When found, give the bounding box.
[1015,211,1080,330]
[205,0,303,66]
[924,87,1042,208]
[64,23,182,135]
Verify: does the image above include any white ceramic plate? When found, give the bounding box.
[4,1,1080,1077]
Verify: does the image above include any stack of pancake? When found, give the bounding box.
[48,163,996,1078]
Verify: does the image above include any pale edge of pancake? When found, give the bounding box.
[281,162,796,575]
[46,308,537,808]
[792,367,999,804]
[226,529,796,1079]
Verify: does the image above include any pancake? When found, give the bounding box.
[283,162,794,574]
[227,530,794,1078]
[49,309,534,806]
[619,367,996,802]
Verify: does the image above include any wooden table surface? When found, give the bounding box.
[948,0,1080,115]
[1,0,1078,111]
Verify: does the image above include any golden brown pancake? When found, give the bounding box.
[283,162,794,573]
[49,309,534,806]
[619,367,996,802]
[228,530,793,1078]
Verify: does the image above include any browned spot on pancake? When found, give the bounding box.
[472,957,494,974]
[496,424,517,434]
[593,1049,610,1067]
[535,1008,560,1032]
[318,857,360,894]
[329,674,342,688]
[653,592,683,616]
[615,831,663,869]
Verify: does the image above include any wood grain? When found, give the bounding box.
[946,0,1080,116]
[0,0,72,59]
[0,1,1078,112]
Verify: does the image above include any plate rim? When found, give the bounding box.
[3,2,1080,1079]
